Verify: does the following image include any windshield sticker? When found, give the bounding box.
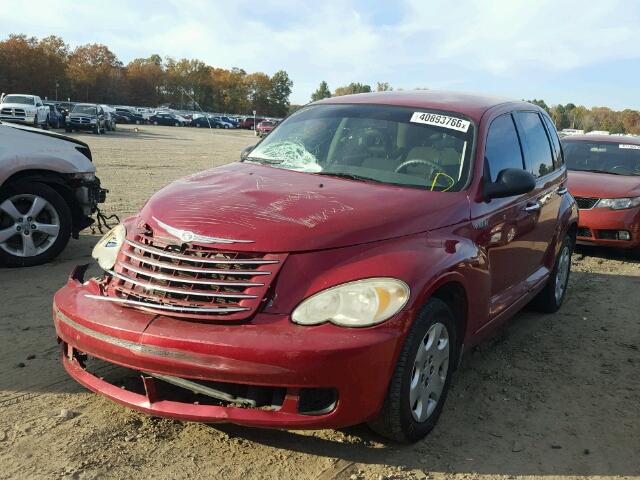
[410,112,470,133]
[619,144,640,150]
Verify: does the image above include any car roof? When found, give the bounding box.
[561,134,640,145]
[313,90,533,123]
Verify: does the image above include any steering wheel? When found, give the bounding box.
[395,158,455,191]
[395,158,446,175]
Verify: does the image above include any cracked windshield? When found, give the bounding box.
[246,104,475,191]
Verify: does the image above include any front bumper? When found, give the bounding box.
[0,115,35,124]
[576,206,640,248]
[53,273,405,429]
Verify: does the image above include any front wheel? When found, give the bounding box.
[369,298,458,443]
[529,234,574,313]
[42,115,50,130]
[0,182,72,267]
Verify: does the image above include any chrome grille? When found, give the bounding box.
[103,234,285,321]
[1,107,26,116]
[574,196,599,210]
[70,116,91,124]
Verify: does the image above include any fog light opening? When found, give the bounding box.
[617,231,631,241]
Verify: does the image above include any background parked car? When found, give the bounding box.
[563,134,640,249]
[256,120,276,137]
[115,107,144,124]
[0,121,106,266]
[65,104,106,134]
[100,105,117,132]
[149,112,186,126]
[190,116,214,128]
[219,116,239,127]
[239,116,264,129]
[211,116,234,128]
[44,103,65,129]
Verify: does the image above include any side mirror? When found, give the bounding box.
[240,145,255,161]
[484,168,536,200]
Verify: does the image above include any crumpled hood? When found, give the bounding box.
[139,162,470,252]
[568,170,640,199]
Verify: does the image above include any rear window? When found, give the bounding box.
[563,140,640,176]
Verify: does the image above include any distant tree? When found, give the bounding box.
[67,43,122,102]
[270,70,293,117]
[126,56,164,106]
[333,82,371,96]
[528,98,550,113]
[310,81,331,101]
[376,82,392,92]
[245,72,272,114]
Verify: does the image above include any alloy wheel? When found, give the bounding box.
[0,194,61,257]
[409,322,450,422]
[555,245,571,302]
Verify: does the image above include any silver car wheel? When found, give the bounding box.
[409,322,450,422]
[555,244,571,302]
[0,194,60,257]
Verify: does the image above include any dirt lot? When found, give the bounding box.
[0,125,638,480]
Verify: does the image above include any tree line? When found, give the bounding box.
[0,34,292,116]
[310,82,640,135]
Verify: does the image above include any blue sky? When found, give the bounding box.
[1,0,639,109]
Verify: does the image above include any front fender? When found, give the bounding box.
[263,230,487,340]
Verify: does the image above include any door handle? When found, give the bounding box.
[557,187,568,195]
[524,202,541,213]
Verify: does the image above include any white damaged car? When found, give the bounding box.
[0,121,107,266]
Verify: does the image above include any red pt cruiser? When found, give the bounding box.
[562,134,640,248]
[54,91,578,442]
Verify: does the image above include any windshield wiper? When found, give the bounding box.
[316,172,384,183]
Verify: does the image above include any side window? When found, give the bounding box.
[484,114,525,182]
[542,115,563,167]
[516,112,554,177]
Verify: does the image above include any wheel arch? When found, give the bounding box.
[413,273,471,351]
[1,169,84,233]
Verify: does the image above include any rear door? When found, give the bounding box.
[513,111,565,277]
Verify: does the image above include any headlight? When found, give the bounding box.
[90,118,97,124]
[291,278,410,327]
[92,224,126,270]
[596,196,640,210]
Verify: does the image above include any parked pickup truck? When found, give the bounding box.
[0,94,50,129]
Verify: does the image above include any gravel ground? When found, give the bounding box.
[0,125,638,480]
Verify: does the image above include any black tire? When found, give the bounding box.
[43,115,50,130]
[33,115,38,128]
[529,234,574,313]
[368,298,459,443]
[94,125,100,135]
[0,182,72,267]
